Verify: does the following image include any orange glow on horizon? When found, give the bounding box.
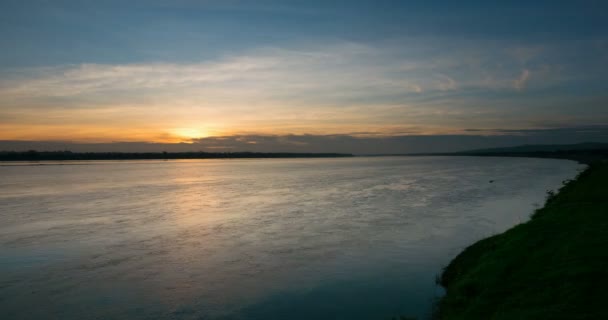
[167,128,210,143]
[0,123,501,144]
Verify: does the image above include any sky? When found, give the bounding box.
[1,0,608,153]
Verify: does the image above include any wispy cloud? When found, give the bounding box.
[0,39,606,142]
[513,69,530,90]
[0,41,573,104]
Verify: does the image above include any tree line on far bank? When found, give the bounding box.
[0,150,354,161]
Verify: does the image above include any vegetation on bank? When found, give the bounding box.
[0,150,353,161]
[436,161,608,319]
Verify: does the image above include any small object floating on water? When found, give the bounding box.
[489,180,495,183]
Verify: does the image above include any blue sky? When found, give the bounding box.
[2,1,606,67]
[1,0,607,152]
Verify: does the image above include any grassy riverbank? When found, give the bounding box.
[436,161,608,319]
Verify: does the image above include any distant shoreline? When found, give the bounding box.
[3,149,607,163]
[0,151,354,161]
[2,150,605,164]
[363,149,608,165]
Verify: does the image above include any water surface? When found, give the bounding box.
[0,156,583,319]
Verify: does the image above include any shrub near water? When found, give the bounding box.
[436,163,608,320]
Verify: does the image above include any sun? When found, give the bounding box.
[171,128,208,141]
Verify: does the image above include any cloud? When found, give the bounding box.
[436,74,457,91]
[0,41,575,106]
[513,69,530,90]
[1,38,607,143]
[463,125,608,136]
[410,84,423,93]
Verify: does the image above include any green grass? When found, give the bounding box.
[436,162,608,320]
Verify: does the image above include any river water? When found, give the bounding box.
[0,156,583,319]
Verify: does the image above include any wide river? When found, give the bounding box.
[0,156,583,319]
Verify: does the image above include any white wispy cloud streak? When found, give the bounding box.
[0,41,556,101]
[513,69,530,90]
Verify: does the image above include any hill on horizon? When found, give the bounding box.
[457,142,608,154]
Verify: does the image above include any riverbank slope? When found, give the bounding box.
[437,161,608,319]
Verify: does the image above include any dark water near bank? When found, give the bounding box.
[0,157,583,319]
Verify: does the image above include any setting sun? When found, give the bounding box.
[171,128,208,141]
